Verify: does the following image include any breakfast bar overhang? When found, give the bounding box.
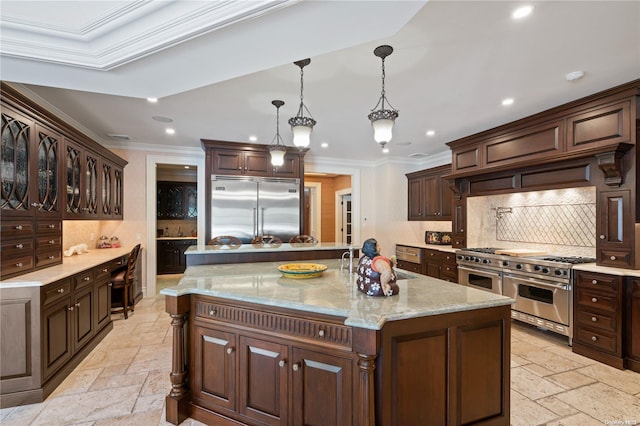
[161,259,513,425]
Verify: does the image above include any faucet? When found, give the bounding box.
[340,245,354,273]
[177,226,183,237]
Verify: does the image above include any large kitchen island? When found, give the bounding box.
[161,259,513,426]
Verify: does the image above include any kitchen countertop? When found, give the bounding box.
[0,246,134,288]
[396,242,457,253]
[157,237,197,240]
[573,263,640,277]
[160,258,513,330]
[185,242,358,255]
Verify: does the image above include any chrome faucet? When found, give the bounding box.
[340,246,354,273]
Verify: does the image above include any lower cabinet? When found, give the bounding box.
[157,239,192,274]
[625,277,640,372]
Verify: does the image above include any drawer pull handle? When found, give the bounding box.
[57,288,65,294]
[15,225,23,230]
[591,336,597,342]
[49,240,55,244]
[75,303,81,308]
[226,347,234,355]
[48,224,55,229]
[209,309,217,316]
[278,360,286,368]
[15,243,23,249]
[610,256,616,261]
[108,283,113,287]
[48,255,55,260]
[460,229,464,233]
[318,330,325,337]
[83,277,91,281]
[103,268,108,272]
[591,297,598,303]
[591,317,597,322]
[592,280,598,285]
[292,363,300,372]
[31,202,43,208]
[16,262,23,267]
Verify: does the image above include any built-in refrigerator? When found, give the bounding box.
[210,175,300,243]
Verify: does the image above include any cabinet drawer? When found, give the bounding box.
[42,278,72,307]
[440,264,458,278]
[95,263,112,280]
[441,252,457,265]
[74,270,95,290]
[36,249,61,268]
[36,220,61,234]
[425,249,442,261]
[110,255,128,271]
[597,249,632,269]
[1,220,34,238]
[575,272,619,294]
[576,288,618,313]
[194,299,352,350]
[576,310,617,333]
[575,327,618,354]
[36,235,62,251]
[1,255,34,276]
[396,260,422,274]
[1,238,34,259]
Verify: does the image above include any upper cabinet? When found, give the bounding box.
[157,181,197,220]
[406,164,452,221]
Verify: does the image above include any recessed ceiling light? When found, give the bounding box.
[321,142,328,148]
[566,71,585,81]
[147,97,158,103]
[249,135,257,142]
[502,98,515,106]
[512,5,533,19]
[152,116,173,123]
[426,130,435,137]
[165,128,175,135]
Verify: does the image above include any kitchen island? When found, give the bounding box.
[161,259,513,425]
[185,242,357,266]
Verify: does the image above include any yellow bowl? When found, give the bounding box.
[277,263,328,279]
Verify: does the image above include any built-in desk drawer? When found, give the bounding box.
[74,270,95,290]
[42,278,72,307]
[1,238,34,259]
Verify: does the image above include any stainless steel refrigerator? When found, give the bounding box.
[210,175,300,243]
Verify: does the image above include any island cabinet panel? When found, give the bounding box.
[41,296,73,381]
[626,278,640,372]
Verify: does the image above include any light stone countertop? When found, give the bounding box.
[160,259,513,330]
[157,237,197,241]
[396,242,458,253]
[185,242,358,255]
[573,263,640,278]
[0,246,134,288]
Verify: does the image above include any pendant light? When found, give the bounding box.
[368,45,398,149]
[269,100,287,167]
[288,58,316,148]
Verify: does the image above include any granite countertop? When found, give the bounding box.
[185,242,358,255]
[0,246,134,288]
[396,242,458,253]
[572,263,640,277]
[160,259,513,330]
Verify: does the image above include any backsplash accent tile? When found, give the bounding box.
[467,187,596,256]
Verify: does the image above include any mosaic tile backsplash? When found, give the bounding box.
[467,187,597,257]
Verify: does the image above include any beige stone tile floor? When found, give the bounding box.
[1,274,638,425]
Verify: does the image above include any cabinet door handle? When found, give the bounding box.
[48,255,55,260]
[591,336,598,342]
[460,228,464,233]
[48,224,55,229]
[75,302,81,308]
[102,268,108,272]
[108,283,113,287]
[592,280,598,285]
[591,317,598,322]
[31,202,43,208]
[278,360,287,368]
[15,243,23,249]
[591,297,598,303]
[292,363,300,372]
[599,234,605,239]
[49,240,55,244]
[318,330,325,337]
[15,225,23,230]
[226,347,234,355]
[15,262,23,267]
[57,288,65,294]
[83,277,91,281]
[610,256,617,261]
[68,306,74,311]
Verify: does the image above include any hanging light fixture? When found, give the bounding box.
[269,100,287,166]
[288,58,316,148]
[368,45,398,149]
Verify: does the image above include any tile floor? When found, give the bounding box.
[1,275,638,426]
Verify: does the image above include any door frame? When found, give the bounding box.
[304,181,322,241]
[145,153,205,297]
[335,188,352,244]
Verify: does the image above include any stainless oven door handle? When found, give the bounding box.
[504,274,569,291]
[458,265,502,278]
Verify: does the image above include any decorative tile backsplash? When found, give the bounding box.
[467,187,597,256]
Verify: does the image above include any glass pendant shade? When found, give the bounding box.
[270,145,286,166]
[372,117,395,144]
[368,45,399,148]
[288,58,316,149]
[290,121,313,148]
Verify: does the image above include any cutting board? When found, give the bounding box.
[495,248,547,257]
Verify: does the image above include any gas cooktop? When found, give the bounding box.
[537,256,596,264]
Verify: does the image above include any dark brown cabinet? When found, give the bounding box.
[157,181,197,220]
[626,277,640,372]
[452,199,466,249]
[425,248,442,278]
[597,190,633,269]
[208,146,301,178]
[64,140,99,219]
[157,239,193,274]
[41,285,73,381]
[440,251,458,283]
[100,159,124,219]
[573,271,624,369]
[406,164,452,221]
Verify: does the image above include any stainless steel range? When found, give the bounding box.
[457,248,596,343]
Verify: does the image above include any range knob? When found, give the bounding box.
[542,267,550,274]
[554,269,563,276]
[474,257,480,262]
[465,256,471,261]
[457,255,464,260]
[534,265,542,271]
[516,264,523,269]
[482,259,489,264]
[502,261,509,267]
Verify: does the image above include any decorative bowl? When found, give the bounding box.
[277,263,328,279]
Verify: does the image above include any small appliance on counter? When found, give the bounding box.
[425,231,452,245]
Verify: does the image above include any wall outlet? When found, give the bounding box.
[136,233,141,240]
[90,233,95,241]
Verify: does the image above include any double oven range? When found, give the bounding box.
[457,248,595,344]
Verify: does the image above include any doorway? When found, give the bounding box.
[337,192,352,244]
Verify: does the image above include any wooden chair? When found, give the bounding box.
[111,244,141,319]
[251,235,282,248]
[209,235,242,249]
[289,234,318,245]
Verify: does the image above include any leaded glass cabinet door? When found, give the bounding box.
[65,142,83,215]
[113,166,123,219]
[84,152,99,218]
[186,183,197,219]
[34,124,62,217]
[1,106,33,216]
[101,161,112,217]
